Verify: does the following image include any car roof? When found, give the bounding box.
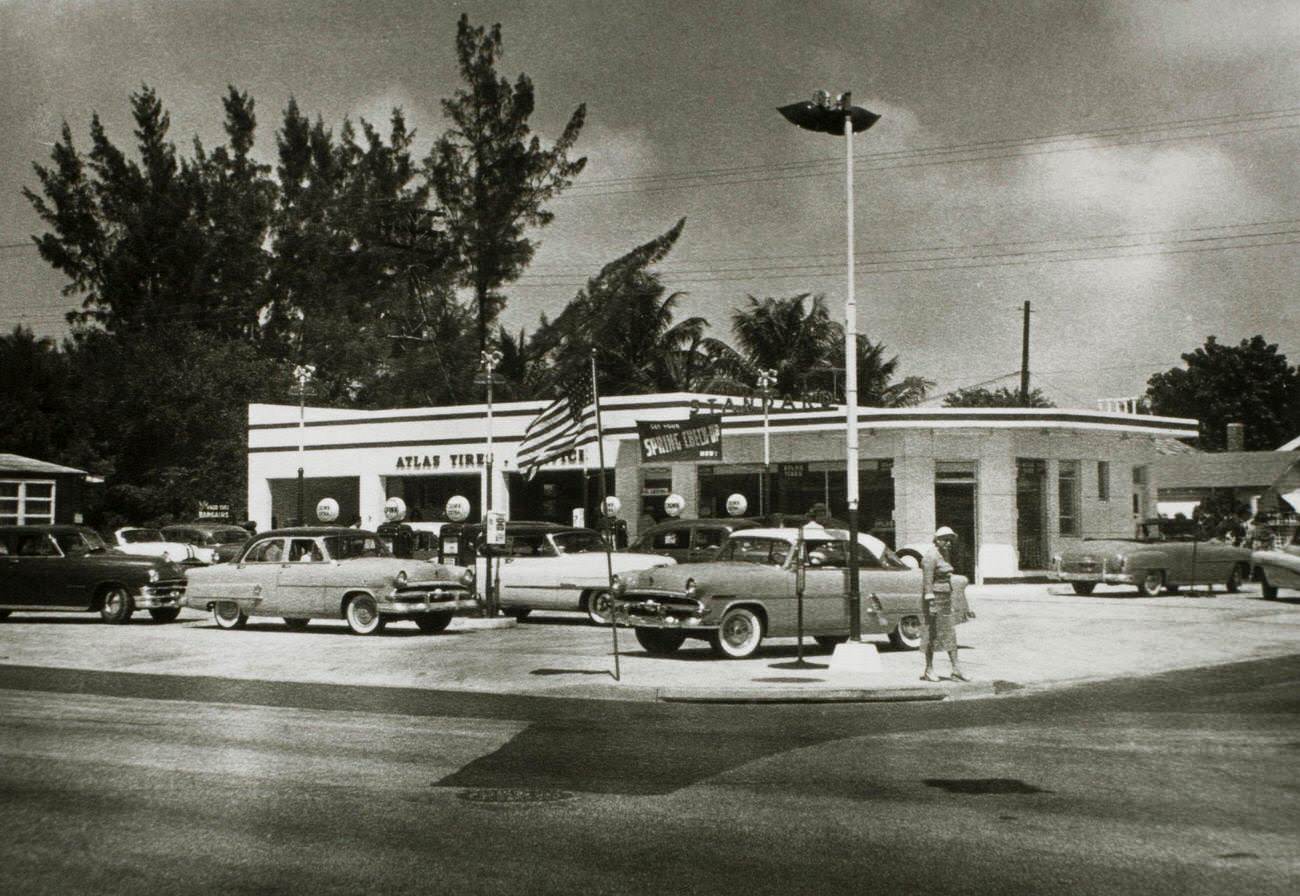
[0,524,91,534]
[165,522,246,531]
[255,527,380,539]
[644,518,761,530]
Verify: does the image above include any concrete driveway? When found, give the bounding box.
[0,584,1295,702]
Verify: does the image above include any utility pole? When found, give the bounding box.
[1020,300,1031,407]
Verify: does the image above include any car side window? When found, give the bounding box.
[17,533,59,557]
[246,539,284,563]
[653,529,685,549]
[805,541,848,568]
[288,538,322,562]
[692,528,727,550]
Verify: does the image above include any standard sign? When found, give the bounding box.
[637,415,722,462]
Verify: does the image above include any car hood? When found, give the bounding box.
[1061,540,1157,558]
[91,550,183,574]
[623,561,755,591]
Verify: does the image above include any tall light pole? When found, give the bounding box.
[779,90,880,642]
[292,364,315,526]
[476,349,503,616]
[757,368,777,518]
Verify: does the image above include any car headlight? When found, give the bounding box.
[683,577,697,599]
[395,570,408,587]
[1111,554,1127,571]
[459,568,475,588]
[611,575,626,596]
[148,568,160,582]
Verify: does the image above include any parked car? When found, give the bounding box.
[630,518,762,563]
[1051,519,1253,596]
[112,527,205,566]
[376,521,446,560]
[469,521,675,623]
[612,527,964,658]
[1252,524,1300,599]
[0,525,186,623]
[183,527,478,635]
[161,522,251,564]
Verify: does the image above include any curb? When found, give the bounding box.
[658,685,959,704]
[452,617,518,631]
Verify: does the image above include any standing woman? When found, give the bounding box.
[920,526,970,682]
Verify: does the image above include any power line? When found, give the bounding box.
[567,107,1300,190]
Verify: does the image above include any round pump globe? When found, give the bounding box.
[663,494,686,518]
[445,495,471,522]
[316,498,339,523]
[603,495,622,517]
[383,496,407,522]
[725,493,749,517]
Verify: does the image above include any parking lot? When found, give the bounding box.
[0,582,1296,702]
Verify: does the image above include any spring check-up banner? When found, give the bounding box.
[637,415,723,462]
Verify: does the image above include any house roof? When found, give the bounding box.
[1153,451,1299,489]
[0,453,88,476]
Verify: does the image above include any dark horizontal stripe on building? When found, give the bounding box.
[245,396,707,431]
[249,411,1193,454]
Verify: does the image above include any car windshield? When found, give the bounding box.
[322,533,391,560]
[122,529,164,543]
[719,536,792,566]
[55,531,109,553]
[552,531,606,554]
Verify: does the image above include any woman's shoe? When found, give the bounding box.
[949,672,971,682]
[920,672,941,682]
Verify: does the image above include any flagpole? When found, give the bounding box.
[590,350,621,681]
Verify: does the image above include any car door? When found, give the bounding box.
[11,531,80,607]
[0,531,18,604]
[853,541,923,631]
[490,534,564,610]
[800,539,851,634]
[273,537,329,616]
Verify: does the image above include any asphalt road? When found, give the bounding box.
[0,657,1296,896]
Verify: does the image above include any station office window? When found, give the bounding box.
[1097,461,1110,501]
[0,480,56,525]
[1058,461,1080,536]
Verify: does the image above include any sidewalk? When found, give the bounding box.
[0,584,1296,703]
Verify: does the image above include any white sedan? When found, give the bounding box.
[478,523,674,623]
[113,527,207,565]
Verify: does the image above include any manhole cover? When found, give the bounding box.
[924,778,1050,795]
[456,788,576,805]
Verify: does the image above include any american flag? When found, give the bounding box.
[516,373,598,480]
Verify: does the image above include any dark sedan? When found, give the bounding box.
[0,525,187,623]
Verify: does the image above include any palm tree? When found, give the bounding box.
[730,293,933,407]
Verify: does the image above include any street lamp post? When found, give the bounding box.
[477,349,503,617]
[757,368,777,518]
[292,364,314,526]
[779,90,880,643]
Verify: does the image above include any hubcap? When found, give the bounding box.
[1144,573,1160,592]
[723,615,753,647]
[216,603,239,621]
[352,601,376,628]
[105,592,122,612]
[899,616,921,639]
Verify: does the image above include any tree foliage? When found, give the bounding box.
[943,385,1055,408]
[1145,335,1300,450]
[426,14,586,350]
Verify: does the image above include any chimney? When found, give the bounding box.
[1226,422,1245,452]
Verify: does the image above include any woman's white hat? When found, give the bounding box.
[934,526,957,538]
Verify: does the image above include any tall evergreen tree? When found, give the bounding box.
[425,14,587,350]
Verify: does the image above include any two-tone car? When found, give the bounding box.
[1253,523,1300,599]
[611,526,967,658]
[0,525,186,623]
[1051,519,1253,596]
[183,527,478,635]
[113,527,206,566]
[161,522,251,564]
[472,521,675,623]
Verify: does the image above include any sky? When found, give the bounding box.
[2,0,1297,409]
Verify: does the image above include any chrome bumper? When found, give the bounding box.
[135,583,186,609]
[379,588,479,615]
[612,595,708,630]
[1051,570,1136,585]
